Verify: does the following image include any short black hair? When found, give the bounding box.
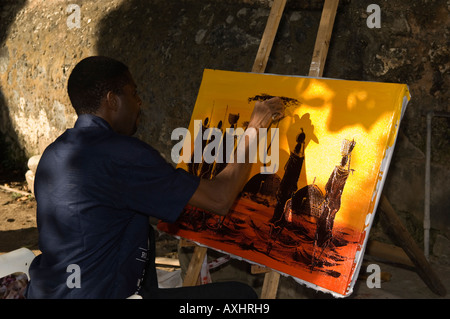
[67,56,130,115]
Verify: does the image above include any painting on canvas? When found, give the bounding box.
[158,69,410,297]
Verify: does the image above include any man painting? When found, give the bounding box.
[25,56,284,299]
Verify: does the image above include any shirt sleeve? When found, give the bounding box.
[123,141,200,223]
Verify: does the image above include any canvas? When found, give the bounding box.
[158,69,410,297]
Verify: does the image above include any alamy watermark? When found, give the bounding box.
[366,4,381,29]
[64,262,382,290]
[171,120,280,174]
[366,263,382,289]
[66,4,81,29]
[66,264,81,289]
[63,3,381,34]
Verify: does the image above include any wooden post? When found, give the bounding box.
[252,0,287,73]
[250,0,289,299]
[261,270,281,299]
[182,245,208,287]
[309,0,339,77]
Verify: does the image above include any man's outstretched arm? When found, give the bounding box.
[188,97,285,216]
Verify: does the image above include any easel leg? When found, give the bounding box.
[309,0,340,77]
[261,270,281,299]
[378,194,447,296]
[252,0,287,73]
[183,246,208,287]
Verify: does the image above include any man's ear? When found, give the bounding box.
[105,91,120,111]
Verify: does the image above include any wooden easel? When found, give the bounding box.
[182,0,447,298]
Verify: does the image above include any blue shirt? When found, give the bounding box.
[26,114,199,299]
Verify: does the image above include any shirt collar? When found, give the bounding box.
[74,114,113,131]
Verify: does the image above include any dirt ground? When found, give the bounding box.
[0,179,39,257]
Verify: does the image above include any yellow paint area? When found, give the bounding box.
[180,69,410,231]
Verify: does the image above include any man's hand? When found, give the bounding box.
[248,97,285,130]
[188,96,287,216]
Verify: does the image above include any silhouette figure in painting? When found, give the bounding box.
[188,117,210,176]
[269,129,305,226]
[311,139,356,267]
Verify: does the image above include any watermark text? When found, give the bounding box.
[171,120,280,174]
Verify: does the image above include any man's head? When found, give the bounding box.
[68,56,142,136]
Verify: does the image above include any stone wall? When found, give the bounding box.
[0,0,449,248]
